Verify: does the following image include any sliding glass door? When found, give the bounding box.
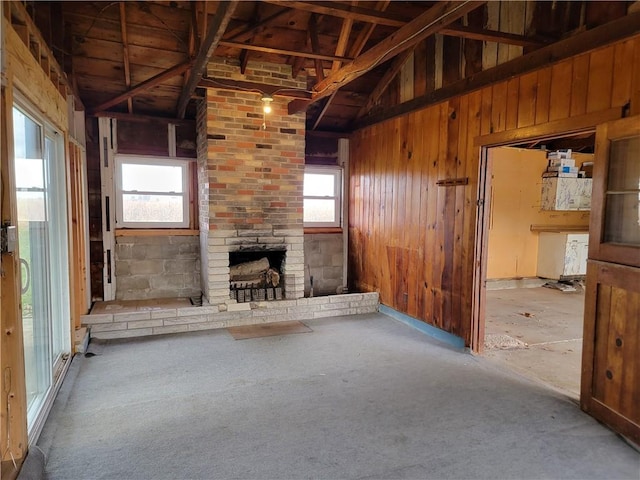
[13,104,70,433]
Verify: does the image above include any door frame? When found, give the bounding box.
[471,108,622,353]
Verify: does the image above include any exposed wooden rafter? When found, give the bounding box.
[218,40,353,63]
[311,0,387,129]
[224,7,293,42]
[441,24,549,47]
[311,1,356,130]
[262,0,409,27]
[309,14,325,81]
[199,78,312,98]
[176,0,239,119]
[291,1,484,114]
[356,48,416,119]
[119,2,133,113]
[90,61,192,114]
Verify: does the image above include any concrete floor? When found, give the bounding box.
[484,286,585,398]
[37,313,638,479]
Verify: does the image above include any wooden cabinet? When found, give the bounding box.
[541,177,592,210]
[537,232,589,279]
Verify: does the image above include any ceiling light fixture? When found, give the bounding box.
[261,94,274,129]
[261,94,273,114]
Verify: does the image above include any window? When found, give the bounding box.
[303,166,342,228]
[115,155,190,228]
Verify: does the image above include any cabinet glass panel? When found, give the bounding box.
[603,136,640,245]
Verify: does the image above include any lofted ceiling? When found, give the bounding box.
[22,1,636,133]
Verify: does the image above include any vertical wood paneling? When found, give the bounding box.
[611,40,635,108]
[349,35,639,347]
[631,37,640,116]
[480,86,493,135]
[517,71,537,127]
[586,47,614,113]
[505,77,520,130]
[534,67,552,125]
[490,80,507,132]
[548,61,573,121]
[570,53,590,116]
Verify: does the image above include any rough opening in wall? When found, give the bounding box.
[229,249,286,302]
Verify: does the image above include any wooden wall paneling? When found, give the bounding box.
[570,53,590,117]
[434,34,443,90]
[586,46,615,113]
[548,60,573,121]
[480,86,493,135]
[490,80,507,133]
[631,37,640,116]
[412,109,427,318]
[610,39,635,109]
[405,112,421,317]
[482,1,499,70]
[413,40,427,98]
[452,93,470,337]
[382,124,395,303]
[505,76,520,131]
[424,36,436,96]
[464,7,485,78]
[499,1,525,64]
[517,71,537,128]
[460,90,482,343]
[442,36,462,87]
[441,98,460,332]
[534,66,551,125]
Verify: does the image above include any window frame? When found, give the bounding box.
[303,165,343,228]
[115,154,192,229]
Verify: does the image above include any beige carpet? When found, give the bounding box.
[227,321,312,340]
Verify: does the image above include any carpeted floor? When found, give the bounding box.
[227,320,312,340]
[37,313,639,480]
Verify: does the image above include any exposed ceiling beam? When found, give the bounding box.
[355,10,640,130]
[441,24,549,47]
[176,0,239,119]
[311,1,357,130]
[218,40,353,63]
[93,110,195,126]
[332,3,355,72]
[293,1,484,113]
[356,48,415,119]
[309,14,325,81]
[199,78,312,98]
[90,61,192,114]
[288,0,391,115]
[347,0,391,57]
[312,91,338,130]
[224,7,293,42]
[119,2,133,113]
[262,0,408,27]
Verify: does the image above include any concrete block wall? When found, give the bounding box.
[83,292,380,339]
[304,233,344,296]
[114,235,201,300]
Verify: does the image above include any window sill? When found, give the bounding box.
[303,227,343,234]
[115,229,199,237]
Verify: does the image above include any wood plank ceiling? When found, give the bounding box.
[24,1,634,132]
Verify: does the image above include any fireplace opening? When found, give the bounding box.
[229,249,286,302]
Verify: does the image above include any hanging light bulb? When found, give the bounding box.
[261,94,273,114]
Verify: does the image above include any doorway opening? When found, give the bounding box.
[480,132,595,398]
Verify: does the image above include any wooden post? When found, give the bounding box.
[0,82,29,480]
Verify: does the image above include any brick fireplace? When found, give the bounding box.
[197,57,307,306]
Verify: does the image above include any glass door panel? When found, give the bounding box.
[13,107,52,424]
